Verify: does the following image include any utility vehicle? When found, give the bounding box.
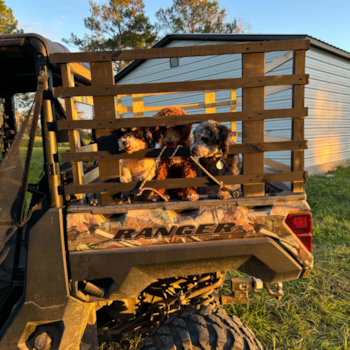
[0,33,312,350]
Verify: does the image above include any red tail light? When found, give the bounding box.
[285,212,312,252]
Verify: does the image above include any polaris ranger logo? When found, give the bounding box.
[114,223,237,241]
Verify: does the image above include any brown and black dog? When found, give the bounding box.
[152,107,198,202]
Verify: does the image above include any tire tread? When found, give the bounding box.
[141,305,263,350]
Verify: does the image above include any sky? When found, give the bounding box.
[8,0,350,53]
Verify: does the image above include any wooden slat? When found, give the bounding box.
[77,143,98,152]
[82,167,99,184]
[232,132,290,142]
[57,107,308,130]
[242,53,265,197]
[61,140,308,162]
[50,39,310,63]
[132,94,145,117]
[69,63,91,81]
[90,62,119,205]
[265,51,293,73]
[72,96,94,105]
[230,89,237,143]
[64,171,307,195]
[234,85,292,106]
[264,158,291,172]
[292,50,306,193]
[117,96,123,118]
[205,91,216,114]
[60,64,84,191]
[53,74,308,98]
[264,135,291,142]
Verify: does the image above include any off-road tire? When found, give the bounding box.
[142,304,263,350]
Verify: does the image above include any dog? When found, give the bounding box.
[152,107,199,202]
[116,127,156,185]
[190,120,241,199]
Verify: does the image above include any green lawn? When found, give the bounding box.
[26,141,68,212]
[27,138,69,184]
[26,146,350,349]
[223,167,350,350]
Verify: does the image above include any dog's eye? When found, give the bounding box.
[201,136,209,143]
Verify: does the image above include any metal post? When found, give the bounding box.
[41,66,63,208]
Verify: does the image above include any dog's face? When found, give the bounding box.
[191,120,232,158]
[117,127,153,154]
[153,107,192,147]
[157,124,193,148]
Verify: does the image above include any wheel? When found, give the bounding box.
[141,304,263,350]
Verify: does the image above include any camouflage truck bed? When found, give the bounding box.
[67,194,313,301]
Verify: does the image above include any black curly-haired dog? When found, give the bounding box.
[116,127,156,184]
[190,120,241,199]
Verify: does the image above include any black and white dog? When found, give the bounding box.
[190,120,241,199]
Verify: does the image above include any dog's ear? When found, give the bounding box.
[205,121,221,144]
[113,128,122,139]
[144,128,154,148]
[217,124,232,158]
[113,129,122,150]
[180,124,193,145]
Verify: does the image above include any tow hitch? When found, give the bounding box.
[220,278,284,305]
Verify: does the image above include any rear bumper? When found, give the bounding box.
[69,237,307,300]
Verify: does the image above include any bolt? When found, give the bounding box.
[34,332,52,350]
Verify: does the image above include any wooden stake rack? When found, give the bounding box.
[51,39,310,205]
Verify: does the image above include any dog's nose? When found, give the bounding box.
[191,148,197,155]
[167,141,174,146]
[123,141,128,146]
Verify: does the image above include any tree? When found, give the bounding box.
[156,0,251,35]
[235,15,252,34]
[0,0,23,34]
[63,0,158,72]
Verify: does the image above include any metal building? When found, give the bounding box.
[115,34,350,175]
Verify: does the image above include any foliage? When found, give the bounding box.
[235,15,252,34]
[63,0,157,72]
[0,0,23,34]
[14,93,42,136]
[155,0,251,35]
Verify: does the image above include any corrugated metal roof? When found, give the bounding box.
[115,33,350,83]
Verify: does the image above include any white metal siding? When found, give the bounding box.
[305,47,350,167]
[116,40,350,171]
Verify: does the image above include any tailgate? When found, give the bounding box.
[67,198,313,300]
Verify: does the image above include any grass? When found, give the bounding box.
[25,139,69,211]
[222,167,350,349]
[18,137,69,184]
[26,146,350,349]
